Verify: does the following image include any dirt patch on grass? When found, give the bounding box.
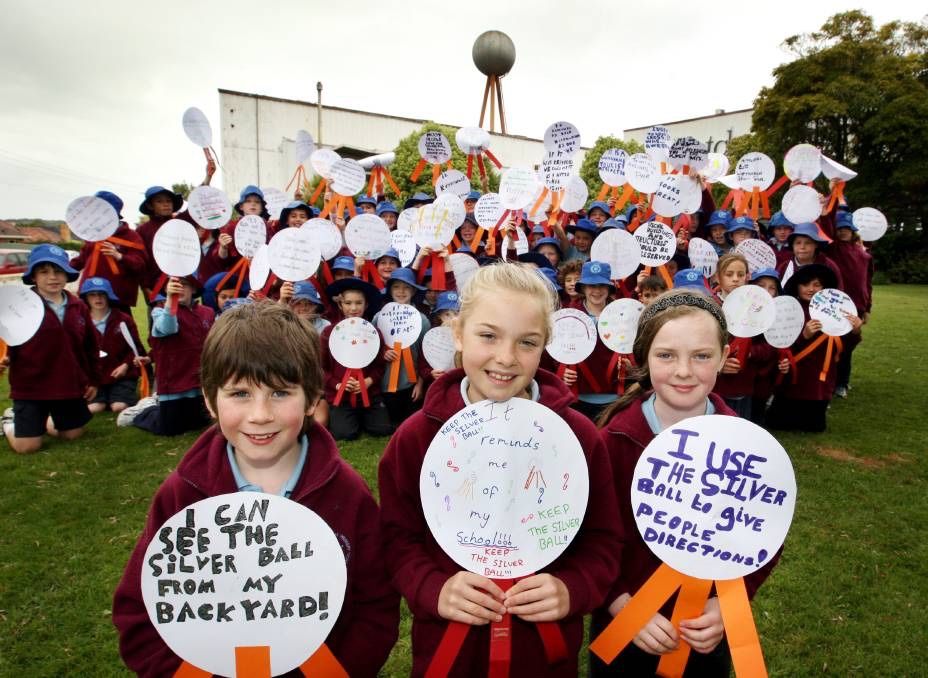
[815,447,913,469]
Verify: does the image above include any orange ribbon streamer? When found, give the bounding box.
[216,256,251,299]
[366,165,401,198]
[656,577,713,676]
[791,333,843,382]
[138,367,150,399]
[717,578,769,677]
[86,236,145,277]
[319,194,357,220]
[825,180,846,213]
[175,643,348,678]
[386,341,418,392]
[309,178,329,206]
[286,164,309,194]
[299,643,350,677]
[235,645,271,678]
[174,662,211,677]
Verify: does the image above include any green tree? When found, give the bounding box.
[578,136,644,201]
[172,182,195,200]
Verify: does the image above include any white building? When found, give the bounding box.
[218,88,587,200]
[624,108,754,155]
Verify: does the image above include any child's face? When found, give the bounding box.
[289,299,315,318]
[436,309,457,326]
[464,198,477,212]
[772,226,791,243]
[33,263,67,298]
[425,288,437,306]
[564,273,579,298]
[719,262,747,293]
[453,289,546,403]
[85,291,109,311]
[241,196,263,216]
[583,283,611,307]
[792,236,816,263]
[754,278,778,297]
[572,231,593,253]
[338,290,367,318]
[390,281,415,305]
[210,379,315,473]
[731,229,752,245]
[217,288,236,308]
[149,194,175,218]
[639,287,663,305]
[836,227,853,242]
[588,208,608,226]
[177,280,195,306]
[709,225,727,245]
[382,212,397,229]
[360,203,376,214]
[648,312,726,417]
[287,208,310,228]
[333,268,354,281]
[797,278,823,302]
[376,257,399,279]
[536,245,560,268]
[459,222,476,243]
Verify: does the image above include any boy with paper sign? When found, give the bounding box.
[113,301,399,677]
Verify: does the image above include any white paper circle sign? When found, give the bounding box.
[415,194,465,249]
[310,149,340,179]
[652,174,701,218]
[625,153,660,195]
[455,127,490,155]
[852,207,888,241]
[590,228,641,279]
[66,196,119,242]
[397,208,419,233]
[249,244,271,290]
[810,289,857,336]
[182,107,212,147]
[345,214,391,259]
[0,285,45,346]
[449,253,479,290]
[499,168,540,210]
[783,144,821,183]
[391,229,417,267]
[304,218,343,261]
[598,299,644,354]
[688,238,719,277]
[718,174,740,190]
[436,169,471,198]
[546,308,597,364]
[722,285,776,338]
[734,239,777,275]
[329,159,366,197]
[699,153,730,182]
[560,175,590,214]
[422,326,456,371]
[420,398,590,578]
[631,415,796,580]
[234,215,268,259]
[644,126,672,163]
[764,296,805,349]
[268,227,321,282]
[541,152,573,192]
[543,121,581,156]
[668,137,708,172]
[295,130,315,164]
[634,221,675,266]
[376,302,423,348]
[140,493,346,677]
[153,219,201,276]
[418,132,452,164]
[736,153,775,190]
[262,187,291,222]
[598,149,628,186]
[820,155,857,182]
[187,186,232,230]
[780,185,822,225]
[329,318,380,368]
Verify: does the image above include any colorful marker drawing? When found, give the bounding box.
[524,464,547,490]
[457,473,477,500]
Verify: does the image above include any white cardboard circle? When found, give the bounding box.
[820,155,857,182]
[455,127,490,155]
[688,238,719,277]
[436,169,471,198]
[852,207,888,241]
[625,153,660,195]
[295,130,315,164]
[391,230,417,267]
[396,208,419,233]
[449,253,479,290]
[415,194,465,249]
[235,215,268,259]
[718,174,740,190]
[541,152,574,192]
[598,149,628,187]
[310,149,340,179]
[420,398,590,578]
[418,132,452,164]
[500,233,529,261]
[810,289,857,336]
[560,175,590,214]
[644,126,672,163]
[699,153,730,182]
[722,285,776,338]
[543,121,581,156]
[140,493,346,677]
[249,244,271,290]
[268,227,321,282]
[304,218,344,261]
[781,185,821,225]
[187,186,232,230]
[422,326,456,371]
[153,219,201,276]
[329,318,380,368]
[736,153,775,190]
[329,159,366,197]
[546,308,597,364]
[783,144,821,183]
[668,137,708,172]
[376,302,422,349]
[345,214,391,259]
[182,107,212,147]
[652,174,701,218]
[66,196,119,242]
[598,299,645,354]
[0,285,45,346]
[262,187,291,222]
[734,239,777,274]
[590,229,641,279]
[631,415,796,580]
[764,296,805,348]
[499,168,540,210]
[634,222,675,266]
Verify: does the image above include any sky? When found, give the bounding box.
[0,0,923,223]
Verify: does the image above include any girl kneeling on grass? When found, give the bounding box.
[591,290,781,676]
[378,263,622,676]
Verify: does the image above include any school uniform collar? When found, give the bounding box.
[459,376,540,406]
[225,434,309,497]
[641,393,715,435]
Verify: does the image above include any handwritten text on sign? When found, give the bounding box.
[140,493,347,677]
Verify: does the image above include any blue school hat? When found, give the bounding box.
[576,260,614,289]
[291,280,323,306]
[139,186,183,216]
[587,201,612,217]
[235,185,267,215]
[403,192,434,210]
[598,218,621,233]
[376,201,399,216]
[789,222,829,244]
[433,291,461,314]
[530,224,546,236]
[221,297,253,313]
[750,267,782,293]
[567,218,598,236]
[532,236,563,257]
[673,268,710,293]
[385,267,427,293]
[727,216,755,234]
[538,266,563,292]
[24,244,79,284]
[375,248,402,264]
[331,255,356,272]
[465,190,482,202]
[768,211,794,229]
[202,271,251,310]
[518,251,554,270]
[835,211,857,231]
[707,210,731,228]
[279,201,311,226]
[78,276,119,303]
[94,190,124,219]
[356,194,377,207]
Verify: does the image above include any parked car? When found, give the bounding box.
[0,249,31,276]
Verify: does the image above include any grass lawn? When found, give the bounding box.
[0,285,925,676]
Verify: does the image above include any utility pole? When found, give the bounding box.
[316,81,323,145]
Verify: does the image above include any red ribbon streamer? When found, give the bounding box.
[332,367,370,407]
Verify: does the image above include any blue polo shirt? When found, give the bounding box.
[225,434,309,497]
[642,393,715,434]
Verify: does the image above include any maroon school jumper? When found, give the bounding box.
[319,322,387,404]
[564,298,622,395]
[776,252,845,291]
[593,394,780,629]
[9,290,100,400]
[378,368,623,677]
[713,335,775,400]
[72,222,148,307]
[148,303,215,396]
[94,308,146,384]
[777,302,841,401]
[112,423,400,678]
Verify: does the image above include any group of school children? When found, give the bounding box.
[4,164,875,675]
